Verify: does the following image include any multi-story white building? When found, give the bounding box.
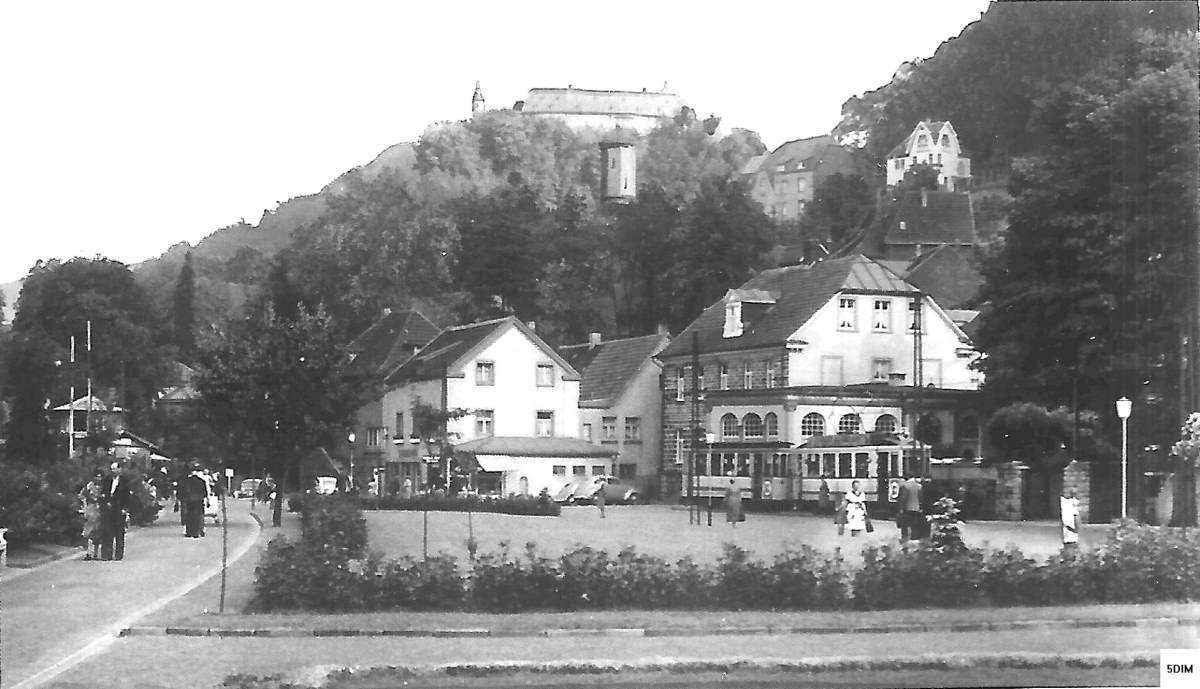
[885,120,972,191]
[656,254,985,498]
[382,316,611,496]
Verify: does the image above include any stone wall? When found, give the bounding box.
[994,462,1028,521]
[1062,460,1092,523]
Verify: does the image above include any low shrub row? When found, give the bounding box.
[253,519,1200,612]
[356,493,561,517]
[295,493,368,557]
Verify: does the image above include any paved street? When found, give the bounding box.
[0,498,263,689]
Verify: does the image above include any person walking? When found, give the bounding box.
[1060,489,1080,550]
[267,475,282,528]
[840,480,869,537]
[724,476,744,527]
[595,479,607,518]
[99,461,131,560]
[180,465,209,538]
[78,468,105,560]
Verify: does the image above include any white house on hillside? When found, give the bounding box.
[382,316,612,496]
[885,121,971,191]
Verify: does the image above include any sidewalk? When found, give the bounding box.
[0,498,263,689]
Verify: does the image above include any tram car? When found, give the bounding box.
[682,433,929,508]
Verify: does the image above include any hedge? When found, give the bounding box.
[252,498,1200,612]
[356,493,561,517]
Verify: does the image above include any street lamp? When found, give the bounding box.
[1115,397,1132,520]
[347,432,356,492]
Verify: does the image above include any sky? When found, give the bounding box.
[0,0,993,287]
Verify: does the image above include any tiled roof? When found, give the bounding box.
[384,317,508,384]
[886,120,951,159]
[385,317,580,386]
[559,333,667,406]
[346,310,441,379]
[740,153,768,175]
[454,436,616,458]
[760,135,854,176]
[884,191,977,247]
[657,255,917,359]
[902,245,983,309]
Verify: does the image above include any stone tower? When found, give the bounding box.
[599,140,636,203]
[471,81,485,115]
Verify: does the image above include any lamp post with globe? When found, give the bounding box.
[1115,397,1132,519]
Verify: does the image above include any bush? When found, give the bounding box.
[297,493,367,556]
[854,542,984,610]
[369,553,466,611]
[470,541,561,612]
[358,493,560,517]
[252,537,370,611]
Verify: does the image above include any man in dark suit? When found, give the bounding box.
[100,461,132,560]
[180,464,209,538]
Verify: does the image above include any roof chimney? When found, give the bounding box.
[588,332,602,349]
[888,372,907,387]
[921,188,929,208]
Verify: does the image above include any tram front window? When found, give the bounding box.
[805,454,819,477]
[838,453,852,477]
[855,452,870,478]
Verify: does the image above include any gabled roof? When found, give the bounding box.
[559,333,667,406]
[740,153,768,175]
[158,385,200,403]
[657,255,918,359]
[884,191,977,247]
[902,244,983,309]
[755,135,855,177]
[346,310,441,379]
[385,316,580,386]
[455,436,616,458]
[886,120,953,159]
[53,395,121,413]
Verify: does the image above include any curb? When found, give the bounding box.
[119,615,1200,639]
[2,548,85,580]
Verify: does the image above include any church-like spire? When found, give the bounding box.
[471,81,485,114]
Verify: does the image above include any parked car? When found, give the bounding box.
[553,479,587,504]
[313,476,339,495]
[234,478,263,499]
[569,475,640,505]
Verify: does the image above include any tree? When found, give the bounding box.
[193,303,360,488]
[172,251,196,360]
[800,173,875,246]
[891,164,942,197]
[973,31,1198,451]
[5,258,169,460]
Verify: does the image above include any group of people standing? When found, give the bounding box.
[78,462,133,561]
[176,463,217,538]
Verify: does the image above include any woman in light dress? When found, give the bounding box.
[78,468,105,560]
[841,480,869,537]
[724,476,744,527]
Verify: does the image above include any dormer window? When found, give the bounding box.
[898,221,907,231]
[723,302,743,338]
[940,134,950,146]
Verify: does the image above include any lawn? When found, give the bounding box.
[363,504,1108,566]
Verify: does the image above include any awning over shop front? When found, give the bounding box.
[473,454,524,472]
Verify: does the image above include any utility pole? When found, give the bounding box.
[68,335,76,459]
[689,331,701,525]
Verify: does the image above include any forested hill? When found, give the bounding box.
[835,0,1196,179]
[134,110,769,345]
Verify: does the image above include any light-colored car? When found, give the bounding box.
[568,475,640,505]
[314,476,339,495]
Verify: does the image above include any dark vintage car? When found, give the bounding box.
[555,475,640,505]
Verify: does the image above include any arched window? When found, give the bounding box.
[801,412,825,437]
[721,413,740,440]
[839,413,862,434]
[743,413,764,438]
[874,414,898,434]
[764,413,779,439]
[916,413,942,445]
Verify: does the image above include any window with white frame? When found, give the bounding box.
[582,423,592,442]
[744,362,753,389]
[673,428,685,464]
[601,416,617,441]
[719,362,729,390]
[801,412,826,437]
[872,358,893,382]
[721,413,740,440]
[838,297,856,330]
[475,410,494,437]
[535,411,554,437]
[764,412,779,439]
[675,368,685,402]
[367,427,384,447]
[743,413,764,438]
[872,300,891,332]
[535,362,555,387]
[839,413,862,434]
[767,360,778,388]
[624,417,641,442]
[875,414,898,434]
[553,465,566,476]
[475,361,495,386]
